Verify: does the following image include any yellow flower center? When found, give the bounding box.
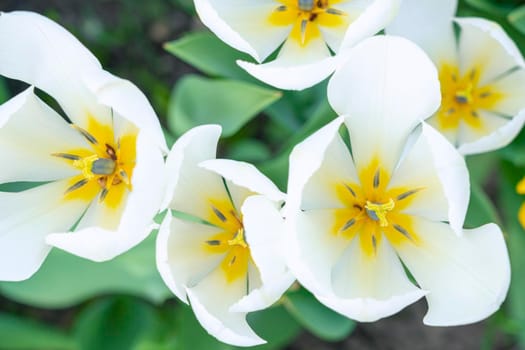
[204,199,252,283]
[268,0,347,46]
[52,117,137,209]
[435,64,504,132]
[333,158,423,256]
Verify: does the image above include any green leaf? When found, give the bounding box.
[175,304,235,350]
[259,97,336,190]
[464,0,513,16]
[283,288,355,341]
[172,0,195,14]
[464,182,501,229]
[499,161,525,346]
[509,5,525,35]
[0,232,170,308]
[164,32,253,80]
[74,297,156,350]
[167,75,281,137]
[226,139,272,163]
[0,77,8,104]
[465,152,499,186]
[0,312,76,350]
[173,304,300,350]
[244,306,302,350]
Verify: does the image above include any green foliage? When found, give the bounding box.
[165,32,254,81]
[245,306,302,350]
[173,304,235,350]
[74,297,157,350]
[499,160,525,347]
[464,183,501,228]
[0,312,76,350]
[167,75,281,137]
[260,94,336,190]
[0,77,8,104]
[509,5,525,35]
[283,288,355,342]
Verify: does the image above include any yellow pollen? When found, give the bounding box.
[228,228,248,249]
[365,198,395,227]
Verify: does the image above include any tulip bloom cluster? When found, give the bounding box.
[0,0,521,347]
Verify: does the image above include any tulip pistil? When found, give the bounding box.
[365,199,395,227]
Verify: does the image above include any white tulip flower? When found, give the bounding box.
[0,11,167,281]
[157,125,294,347]
[286,35,510,325]
[387,0,525,155]
[194,0,400,90]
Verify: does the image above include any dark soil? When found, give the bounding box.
[291,300,512,350]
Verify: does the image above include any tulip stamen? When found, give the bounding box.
[212,206,227,222]
[393,224,414,242]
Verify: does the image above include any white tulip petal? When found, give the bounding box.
[396,220,510,326]
[187,267,265,347]
[286,117,345,218]
[287,209,351,297]
[318,288,425,323]
[340,0,401,50]
[488,69,525,116]
[0,180,86,281]
[71,193,128,234]
[456,17,525,85]
[422,124,469,234]
[156,214,225,303]
[162,125,226,219]
[46,131,165,261]
[302,131,359,211]
[458,110,525,155]
[388,131,448,223]
[223,179,254,215]
[46,227,122,262]
[230,271,295,313]
[200,159,285,204]
[390,124,469,234]
[0,11,106,125]
[82,69,168,152]
[237,36,337,90]
[315,0,368,52]
[0,88,86,183]
[317,235,425,322]
[465,114,508,147]
[228,195,293,312]
[386,0,457,64]
[328,35,440,173]
[194,0,289,63]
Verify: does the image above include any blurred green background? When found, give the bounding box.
[1,0,525,349]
